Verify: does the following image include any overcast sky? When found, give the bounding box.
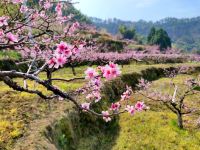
[74,0,200,21]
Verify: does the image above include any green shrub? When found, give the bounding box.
[141,67,165,81]
[121,72,142,88]
[0,59,18,71]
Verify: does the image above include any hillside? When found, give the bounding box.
[27,0,91,23]
[24,1,200,52]
[91,17,200,52]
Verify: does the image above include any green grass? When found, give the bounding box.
[1,62,200,149]
[112,111,200,150]
[111,74,200,150]
[0,51,21,60]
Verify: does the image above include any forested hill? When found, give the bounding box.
[91,17,200,52]
[28,0,91,23]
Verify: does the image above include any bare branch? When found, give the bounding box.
[34,63,48,75]
[3,76,56,99]
[47,77,85,82]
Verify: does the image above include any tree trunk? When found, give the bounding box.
[71,66,76,76]
[46,70,52,85]
[177,112,183,129]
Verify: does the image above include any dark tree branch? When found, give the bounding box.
[47,77,85,82]
[3,76,56,99]
[0,70,127,118]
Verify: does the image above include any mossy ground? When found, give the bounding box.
[0,62,200,149]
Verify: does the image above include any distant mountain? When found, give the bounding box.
[91,17,200,52]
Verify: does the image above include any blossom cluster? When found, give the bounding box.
[137,78,151,90]
[85,62,121,80]
[81,64,146,122]
[102,98,146,122]
[0,15,19,43]
[121,85,133,101]
[0,0,82,62]
[82,62,121,105]
[48,41,84,68]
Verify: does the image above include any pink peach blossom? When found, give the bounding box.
[0,29,4,38]
[91,77,101,87]
[64,49,72,58]
[85,68,98,79]
[72,47,80,55]
[55,2,62,16]
[81,103,90,111]
[93,91,101,102]
[56,41,68,53]
[20,5,28,13]
[125,105,135,115]
[0,16,8,27]
[86,91,101,103]
[102,111,112,122]
[54,55,66,68]
[135,101,145,111]
[44,1,52,9]
[110,102,121,112]
[102,63,121,80]
[69,22,80,34]
[121,86,132,101]
[48,58,56,68]
[6,32,18,42]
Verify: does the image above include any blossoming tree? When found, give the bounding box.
[137,67,200,128]
[0,0,146,122]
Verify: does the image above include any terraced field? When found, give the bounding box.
[1,62,200,149]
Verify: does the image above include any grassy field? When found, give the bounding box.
[0,65,90,149]
[112,74,200,150]
[1,62,200,149]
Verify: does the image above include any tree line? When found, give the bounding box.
[91,17,200,52]
[119,25,171,51]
